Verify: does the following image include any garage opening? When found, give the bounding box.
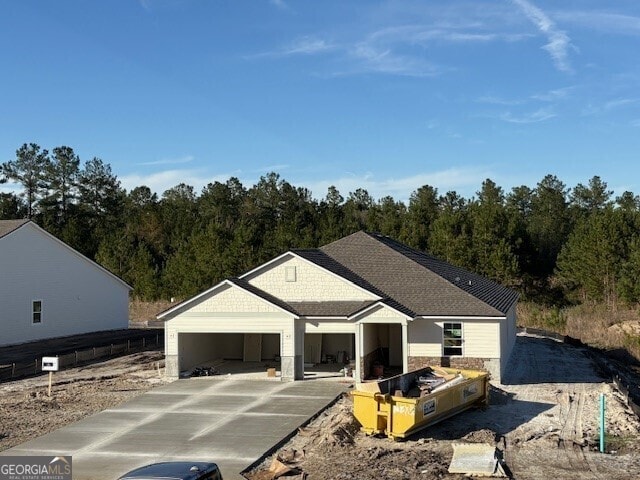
[178,333,281,376]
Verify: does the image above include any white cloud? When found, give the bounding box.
[531,86,576,101]
[0,181,19,194]
[554,11,640,36]
[250,37,336,58]
[604,98,640,110]
[499,107,557,123]
[136,155,194,166]
[476,95,524,106]
[368,24,532,46]
[282,37,335,56]
[582,98,640,116]
[253,164,289,173]
[120,169,234,195]
[346,43,442,77]
[512,0,573,72]
[269,0,288,10]
[302,167,494,202]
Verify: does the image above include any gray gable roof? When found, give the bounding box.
[159,231,518,320]
[0,219,29,239]
[288,300,377,317]
[319,231,518,317]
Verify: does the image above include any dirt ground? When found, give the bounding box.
[0,351,170,451]
[248,334,640,480]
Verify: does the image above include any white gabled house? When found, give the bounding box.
[0,220,131,346]
[159,231,519,382]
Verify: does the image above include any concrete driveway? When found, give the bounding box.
[1,378,348,480]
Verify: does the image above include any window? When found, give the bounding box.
[443,322,462,356]
[285,266,297,282]
[32,300,42,324]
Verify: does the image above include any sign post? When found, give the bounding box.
[599,393,606,453]
[42,356,59,397]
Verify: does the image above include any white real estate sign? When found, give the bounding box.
[41,356,59,372]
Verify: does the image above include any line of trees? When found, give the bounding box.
[3,142,640,308]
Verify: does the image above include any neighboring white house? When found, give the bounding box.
[0,220,131,346]
[159,231,519,382]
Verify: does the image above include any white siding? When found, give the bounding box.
[0,223,129,346]
[408,319,500,358]
[188,284,281,313]
[354,304,408,324]
[463,320,500,358]
[246,255,376,302]
[407,320,442,357]
[500,304,517,376]
[304,319,356,334]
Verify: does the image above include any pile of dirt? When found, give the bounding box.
[295,397,360,448]
[246,396,456,480]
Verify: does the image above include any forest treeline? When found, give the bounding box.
[2,142,640,307]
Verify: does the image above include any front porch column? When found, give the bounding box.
[355,323,363,383]
[402,322,409,373]
[281,319,304,381]
[293,320,305,380]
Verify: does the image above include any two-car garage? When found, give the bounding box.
[177,333,282,373]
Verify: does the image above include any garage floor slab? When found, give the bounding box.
[0,378,348,480]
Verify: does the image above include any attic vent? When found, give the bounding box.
[285,266,297,282]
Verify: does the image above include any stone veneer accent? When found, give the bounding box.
[360,350,381,381]
[165,355,179,378]
[408,356,492,375]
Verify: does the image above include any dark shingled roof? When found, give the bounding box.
[292,249,387,298]
[159,231,518,320]
[319,231,518,316]
[0,219,29,239]
[288,300,377,317]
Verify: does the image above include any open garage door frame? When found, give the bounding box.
[177,332,282,375]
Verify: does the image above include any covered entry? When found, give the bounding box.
[359,323,404,378]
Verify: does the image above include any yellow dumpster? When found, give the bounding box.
[351,366,489,440]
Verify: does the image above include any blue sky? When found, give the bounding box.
[2,0,640,202]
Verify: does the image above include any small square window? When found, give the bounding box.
[32,300,42,324]
[285,266,297,282]
[443,322,462,356]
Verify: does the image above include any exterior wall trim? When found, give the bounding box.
[416,315,507,321]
